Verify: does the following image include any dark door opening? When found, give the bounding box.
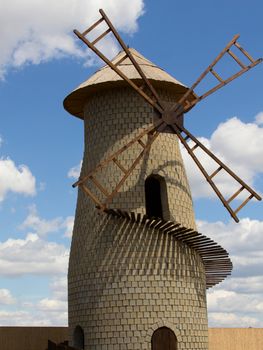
[145,175,168,219]
[73,325,84,349]
[145,175,162,218]
[151,327,177,350]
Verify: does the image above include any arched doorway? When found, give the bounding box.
[145,175,169,220]
[151,327,177,350]
[73,325,84,349]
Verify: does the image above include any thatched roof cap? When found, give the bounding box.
[64,48,192,119]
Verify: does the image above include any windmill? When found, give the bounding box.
[63,9,262,350]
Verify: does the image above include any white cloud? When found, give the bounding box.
[211,116,263,171]
[255,111,263,126]
[0,289,16,305]
[63,216,74,238]
[182,114,263,199]
[0,158,36,202]
[221,276,263,294]
[207,287,263,327]
[208,312,260,327]
[0,310,37,326]
[0,204,71,325]
[0,206,72,278]
[0,309,67,326]
[20,205,63,237]
[20,205,74,239]
[208,289,263,314]
[27,276,68,325]
[0,0,145,78]
[0,136,3,148]
[38,298,67,312]
[0,277,68,326]
[68,160,82,179]
[67,161,82,179]
[49,277,67,302]
[0,233,68,276]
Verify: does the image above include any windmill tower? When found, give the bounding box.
[63,10,262,350]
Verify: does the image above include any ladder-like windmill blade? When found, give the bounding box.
[73,9,164,115]
[170,123,261,222]
[170,34,262,115]
[73,120,165,210]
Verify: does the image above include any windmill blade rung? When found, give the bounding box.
[115,54,129,66]
[234,41,255,63]
[137,139,146,148]
[91,28,111,46]
[89,175,109,197]
[227,49,246,69]
[81,184,104,209]
[226,186,245,204]
[210,69,224,83]
[191,144,199,152]
[184,99,191,108]
[234,194,254,215]
[82,17,104,36]
[113,157,128,174]
[209,166,223,179]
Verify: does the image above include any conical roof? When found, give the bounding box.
[64,48,193,119]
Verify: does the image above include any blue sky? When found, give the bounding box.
[0,0,262,327]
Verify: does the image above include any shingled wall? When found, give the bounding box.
[68,87,209,349]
